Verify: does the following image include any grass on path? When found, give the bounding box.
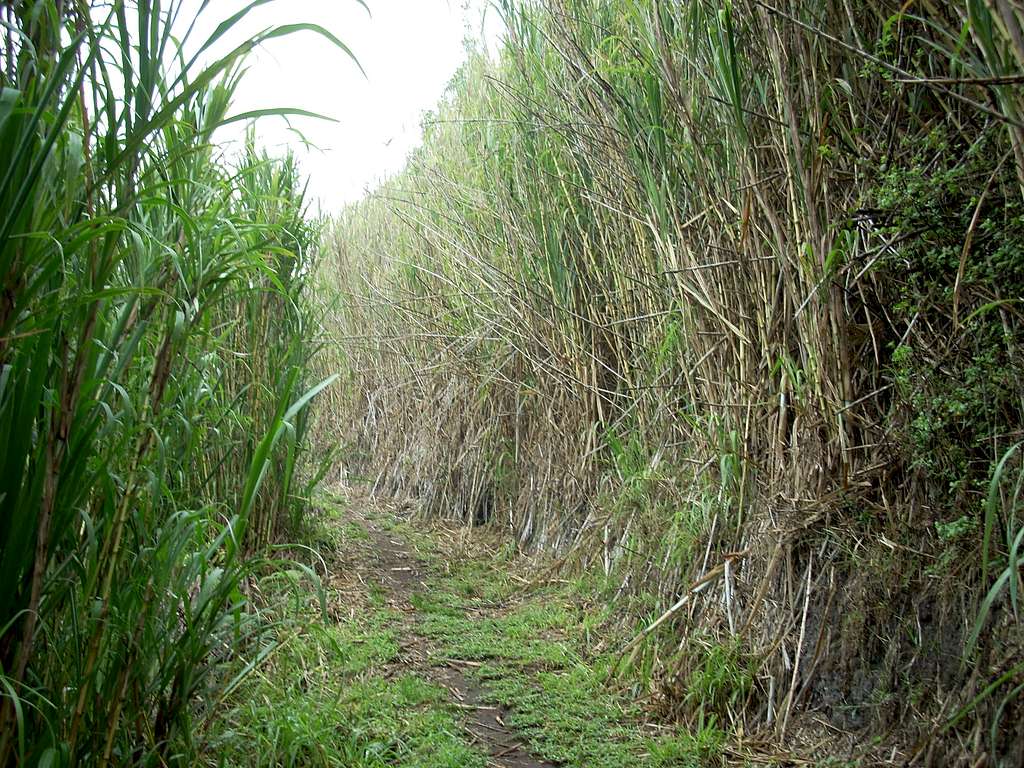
[196,499,486,768]
[405,528,725,768]
[199,492,725,767]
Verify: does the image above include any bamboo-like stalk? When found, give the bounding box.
[322,0,1024,763]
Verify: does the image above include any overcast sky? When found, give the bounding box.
[186,0,501,212]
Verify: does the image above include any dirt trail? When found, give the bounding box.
[354,508,558,768]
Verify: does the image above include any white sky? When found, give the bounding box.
[184,0,502,212]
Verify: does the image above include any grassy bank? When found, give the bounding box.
[323,1,1024,763]
[0,2,347,763]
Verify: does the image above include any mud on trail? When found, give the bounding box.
[352,499,557,768]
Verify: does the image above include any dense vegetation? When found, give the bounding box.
[0,1,347,763]
[324,0,1024,764]
[5,0,1024,765]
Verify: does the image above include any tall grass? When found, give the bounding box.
[324,0,1024,763]
[0,2,345,763]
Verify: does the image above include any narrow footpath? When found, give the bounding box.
[207,486,723,767]
[355,499,558,768]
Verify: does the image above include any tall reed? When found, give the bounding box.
[0,2,346,763]
[324,0,1024,762]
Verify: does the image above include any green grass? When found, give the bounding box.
[480,664,643,767]
[203,586,485,768]
[209,491,726,768]
[419,597,576,668]
[411,547,723,768]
